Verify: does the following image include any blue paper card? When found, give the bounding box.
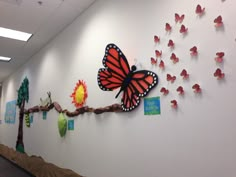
[4,100,17,124]
[68,119,74,131]
[144,97,161,115]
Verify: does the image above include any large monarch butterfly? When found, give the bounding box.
[97,44,158,112]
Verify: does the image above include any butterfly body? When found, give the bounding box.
[192,84,201,93]
[195,4,205,15]
[165,23,172,32]
[97,44,158,112]
[175,13,185,23]
[190,46,198,56]
[214,68,225,79]
[180,25,188,33]
[180,69,189,79]
[214,15,223,27]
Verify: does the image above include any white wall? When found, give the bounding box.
[1,0,236,177]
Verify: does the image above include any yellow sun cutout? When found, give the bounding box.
[70,80,88,108]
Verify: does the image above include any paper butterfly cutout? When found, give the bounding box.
[214,15,223,27]
[154,35,160,43]
[175,13,185,23]
[155,50,162,58]
[180,69,189,79]
[160,87,169,95]
[159,60,165,69]
[170,53,179,63]
[214,68,225,79]
[97,44,159,112]
[190,46,198,56]
[215,52,224,63]
[151,57,157,65]
[168,39,174,48]
[192,84,201,93]
[180,25,188,33]
[166,74,176,83]
[171,100,178,108]
[165,23,172,32]
[195,4,205,15]
[176,86,184,95]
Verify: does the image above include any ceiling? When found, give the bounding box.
[0,0,96,83]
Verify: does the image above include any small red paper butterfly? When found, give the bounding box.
[154,35,160,43]
[160,87,169,95]
[192,84,201,93]
[214,15,223,27]
[180,25,188,33]
[167,74,176,83]
[165,23,172,32]
[214,68,225,79]
[190,46,198,56]
[170,53,179,63]
[155,50,162,58]
[168,39,174,48]
[195,4,205,15]
[171,100,178,108]
[97,44,159,112]
[151,57,157,65]
[180,69,189,79]
[176,86,184,95]
[215,52,224,63]
[159,60,165,69]
[175,13,185,23]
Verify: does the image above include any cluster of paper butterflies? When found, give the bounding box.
[97,2,227,112]
[150,4,226,108]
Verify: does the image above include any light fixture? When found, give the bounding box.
[0,27,32,41]
[0,56,11,62]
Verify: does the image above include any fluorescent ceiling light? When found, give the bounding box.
[0,27,32,41]
[0,56,11,62]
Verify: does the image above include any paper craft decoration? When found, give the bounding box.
[25,113,30,128]
[165,23,172,32]
[214,68,225,79]
[214,15,223,27]
[40,92,52,107]
[180,25,188,34]
[154,35,160,43]
[180,69,189,79]
[175,13,184,23]
[58,113,67,137]
[155,50,162,58]
[4,100,17,124]
[166,74,176,83]
[30,114,33,124]
[70,80,88,108]
[160,87,169,95]
[144,97,161,115]
[192,84,201,93]
[171,100,178,108]
[177,86,184,95]
[190,46,198,56]
[170,53,179,63]
[168,39,174,48]
[42,111,47,120]
[195,4,205,15]
[97,43,159,112]
[159,60,165,69]
[151,57,157,65]
[215,52,224,63]
[68,119,74,131]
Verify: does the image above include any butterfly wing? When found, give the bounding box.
[121,71,158,111]
[98,44,131,91]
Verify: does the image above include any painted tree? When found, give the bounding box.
[16,77,29,153]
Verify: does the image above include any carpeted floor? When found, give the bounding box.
[0,155,35,177]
